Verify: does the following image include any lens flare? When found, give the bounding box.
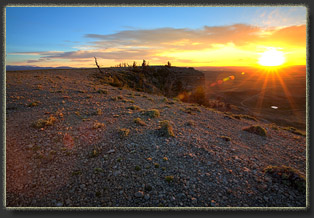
[209,74,236,87]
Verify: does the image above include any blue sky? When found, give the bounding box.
[6,6,307,67]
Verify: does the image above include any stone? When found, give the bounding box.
[135,191,144,198]
[176,193,186,199]
[191,197,197,204]
[113,171,121,176]
[144,184,153,191]
[56,202,63,207]
[107,149,115,154]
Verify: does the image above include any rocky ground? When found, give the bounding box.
[5,69,307,208]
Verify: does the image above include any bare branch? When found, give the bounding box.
[94,56,103,73]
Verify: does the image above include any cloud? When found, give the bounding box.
[84,24,262,50]
[84,24,305,51]
[11,24,306,67]
[8,51,64,56]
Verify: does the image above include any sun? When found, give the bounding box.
[258,48,286,67]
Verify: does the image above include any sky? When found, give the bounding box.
[6,6,307,68]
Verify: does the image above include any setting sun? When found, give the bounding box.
[258,48,286,67]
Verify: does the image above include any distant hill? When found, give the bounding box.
[6,65,74,71]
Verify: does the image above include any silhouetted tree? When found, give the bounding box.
[133,61,137,68]
[142,59,147,67]
[166,61,171,67]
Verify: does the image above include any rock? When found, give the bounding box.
[135,191,144,198]
[176,193,186,199]
[26,144,33,149]
[210,200,216,207]
[113,171,121,176]
[107,149,115,154]
[144,184,153,191]
[191,197,197,204]
[56,202,63,207]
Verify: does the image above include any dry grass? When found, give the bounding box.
[134,118,146,126]
[119,128,130,138]
[32,115,57,129]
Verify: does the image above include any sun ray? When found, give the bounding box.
[273,71,302,122]
[254,70,271,115]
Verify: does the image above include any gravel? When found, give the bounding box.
[5,69,307,208]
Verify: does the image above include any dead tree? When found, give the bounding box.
[94,57,104,73]
[94,56,114,78]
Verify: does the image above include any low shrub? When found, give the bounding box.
[158,120,175,137]
[242,125,267,137]
[282,126,306,136]
[127,105,141,110]
[28,101,40,107]
[96,89,107,94]
[220,136,231,142]
[134,118,146,126]
[32,115,57,129]
[93,121,105,129]
[119,128,130,138]
[186,120,195,126]
[144,109,160,118]
[264,165,306,193]
[165,175,174,183]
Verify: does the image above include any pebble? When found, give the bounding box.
[135,191,144,198]
[113,171,121,176]
[210,200,217,207]
[177,193,186,199]
[191,197,197,204]
[144,184,153,191]
[56,202,63,207]
[107,149,115,154]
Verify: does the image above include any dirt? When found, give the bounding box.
[5,69,307,208]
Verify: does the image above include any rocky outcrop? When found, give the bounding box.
[95,66,205,97]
